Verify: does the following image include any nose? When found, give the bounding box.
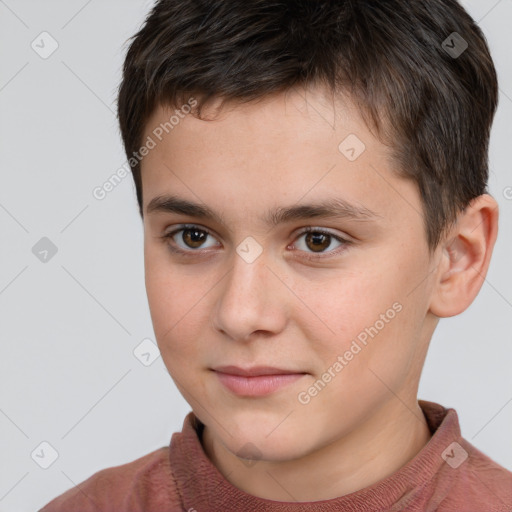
[211,250,289,342]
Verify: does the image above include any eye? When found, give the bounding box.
[162,224,219,255]
[160,224,352,259]
[290,227,351,259]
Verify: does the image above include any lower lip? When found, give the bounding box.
[214,371,306,397]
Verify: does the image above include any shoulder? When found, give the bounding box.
[438,438,512,511]
[38,446,183,512]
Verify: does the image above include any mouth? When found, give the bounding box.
[211,365,308,397]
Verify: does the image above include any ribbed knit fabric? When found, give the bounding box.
[39,400,512,511]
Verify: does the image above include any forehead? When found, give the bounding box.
[139,86,419,232]
[143,86,381,153]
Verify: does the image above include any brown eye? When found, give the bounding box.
[162,224,351,260]
[292,227,350,258]
[181,228,208,249]
[304,232,332,253]
[163,225,219,254]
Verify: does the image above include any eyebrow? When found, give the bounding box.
[146,194,381,227]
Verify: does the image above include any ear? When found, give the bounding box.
[429,194,499,318]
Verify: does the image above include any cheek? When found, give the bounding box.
[300,270,394,341]
[144,261,174,334]
[143,249,214,366]
[301,253,423,367]
[144,249,186,341]
[144,245,194,316]
[330,253,431,385]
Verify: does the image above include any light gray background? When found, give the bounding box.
[0,1,511,511]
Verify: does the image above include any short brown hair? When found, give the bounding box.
[116,0,498,251]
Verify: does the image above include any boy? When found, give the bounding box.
[40,0,512,510]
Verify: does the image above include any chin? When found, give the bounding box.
[227,433,309,464]
[209,410,312,463]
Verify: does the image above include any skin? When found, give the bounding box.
[140,85,499,502]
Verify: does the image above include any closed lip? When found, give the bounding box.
[212,365,307,377]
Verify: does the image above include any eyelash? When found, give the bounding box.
[160,224,352,261]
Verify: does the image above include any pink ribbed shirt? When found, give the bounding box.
[39,400,512,511]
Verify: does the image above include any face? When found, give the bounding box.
[141,86,440,462]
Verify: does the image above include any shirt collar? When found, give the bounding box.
[170,400,462,511]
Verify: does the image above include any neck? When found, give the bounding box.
[201,399,432,502]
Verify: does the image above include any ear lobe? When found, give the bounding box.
[429,194,499,318]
